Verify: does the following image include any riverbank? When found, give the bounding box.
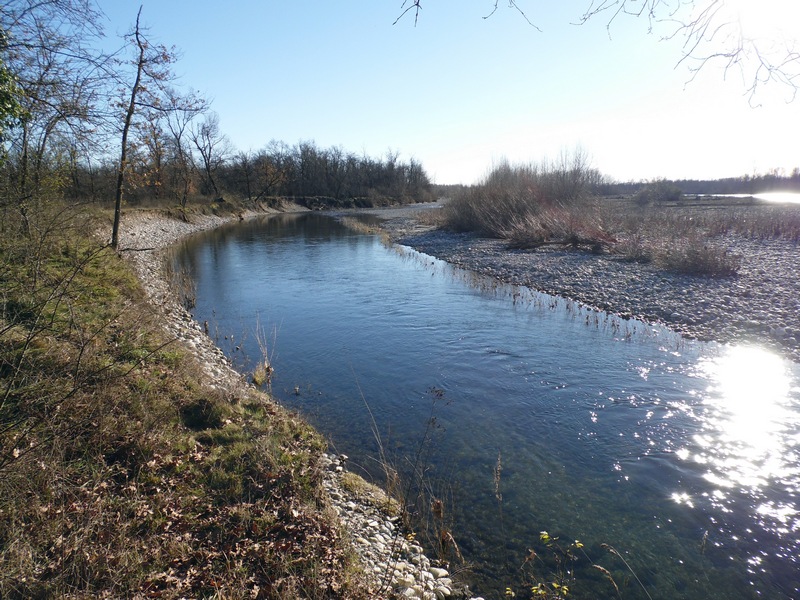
[367,201,800,364]
[119,206,470,600]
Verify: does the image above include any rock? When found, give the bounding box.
[396,574,416,587]
[429,567,449,579]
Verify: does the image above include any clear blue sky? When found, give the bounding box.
[96,1,800,184]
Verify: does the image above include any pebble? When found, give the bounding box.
[320,452,463,597]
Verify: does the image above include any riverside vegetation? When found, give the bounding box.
[1,196,477,600]
[0,200,378,598]
[438,157,800,279]
[388,158,800,361]
[1,1,438,592]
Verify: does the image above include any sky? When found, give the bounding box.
[95,1,800,185]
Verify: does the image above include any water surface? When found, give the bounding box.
[175,213,800,599]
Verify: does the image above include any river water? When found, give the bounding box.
[174,212,800,599]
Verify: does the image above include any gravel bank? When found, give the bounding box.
[370,205,800,363]
[118,209,471,600]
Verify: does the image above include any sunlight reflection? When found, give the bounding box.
[694,346,796,492]
[754,192,800,205]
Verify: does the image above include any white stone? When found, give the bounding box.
[429,567,449,579]
[395,574,416,587]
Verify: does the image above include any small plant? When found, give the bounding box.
[512,532,584,599]
[656,236,741,277]
[251,316,276,387]
[356,382,463,595]
[507,528,659,600]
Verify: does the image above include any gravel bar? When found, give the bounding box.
[365,204,800,364]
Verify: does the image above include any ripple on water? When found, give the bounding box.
[178,213,800,599]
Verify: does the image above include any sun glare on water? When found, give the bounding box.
[681,346,798,491]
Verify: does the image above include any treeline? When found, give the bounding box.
[0,1,432,238]
[604,170,800,197]
[67,139,433,210]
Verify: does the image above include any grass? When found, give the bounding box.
[441,163,800,277]
[0,201,371,599]
[600,202,750,276]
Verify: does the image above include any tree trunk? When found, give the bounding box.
[111,7,144,250]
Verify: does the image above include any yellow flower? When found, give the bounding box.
[539,531,550,543]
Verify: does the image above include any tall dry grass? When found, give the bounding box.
[441,156,615,257]
[442,160,800,277]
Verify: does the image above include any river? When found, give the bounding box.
[174,212,800,599]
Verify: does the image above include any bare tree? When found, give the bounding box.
[1,0,108,230]
[253,141,290,201]
[163,89,206,210]
[190,112,231,199]
[111,6,206,248]
[111,7,148,249]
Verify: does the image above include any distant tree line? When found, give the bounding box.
[436,169,800,203]
[66,137,433,210]
[605,170,800,198]
[0,0,432,245]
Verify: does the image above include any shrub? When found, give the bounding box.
[633,179,683,205]
[179,395,228,430]
[656,236,741,277]
[442,151,598,243]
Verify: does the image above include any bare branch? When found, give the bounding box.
[575,0,799,101]
[395,1,540,30]
[394,1,421,26]
[483,1,541,32]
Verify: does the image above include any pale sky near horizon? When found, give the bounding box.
[95,1,800,185]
